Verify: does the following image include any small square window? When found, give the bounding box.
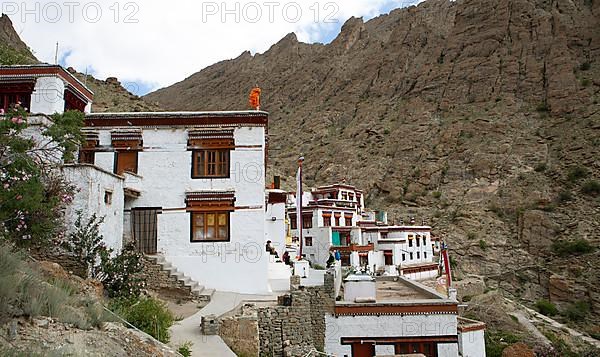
[104,191,112,205]
[305,236,313,246]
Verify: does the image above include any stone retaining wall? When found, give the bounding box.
[256,274,335,357]
[138,257,193,300]
[219,305,260,357]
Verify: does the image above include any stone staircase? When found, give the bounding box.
[145,255,215,303]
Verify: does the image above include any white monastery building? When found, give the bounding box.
[80,111,276,294]
[288,183,440,280]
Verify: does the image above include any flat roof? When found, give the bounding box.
[0,64,93,100]
[335,276,457,316]
[84,111,268,127]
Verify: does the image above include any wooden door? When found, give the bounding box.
[131,208,159,254]
[351,342,374,357]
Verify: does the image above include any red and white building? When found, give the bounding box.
[288,182,440,280]
[2,64,291,295]
[0,64,93,114]
[326,274,486,357]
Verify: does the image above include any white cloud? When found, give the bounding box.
[6,0,421,94]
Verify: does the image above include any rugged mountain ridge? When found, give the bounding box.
[146,0,600,335]
[0,14,37,64]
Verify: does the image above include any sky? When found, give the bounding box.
[5,1,424,95]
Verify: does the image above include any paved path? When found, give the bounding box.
[169,291,277,357]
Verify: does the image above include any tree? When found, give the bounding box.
[0,106,83,245]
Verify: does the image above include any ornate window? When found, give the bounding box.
[188,129,234,179]
[186,191,235,242]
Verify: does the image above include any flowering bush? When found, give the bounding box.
[0,106,83,245]
[62,211,106,278]
[98,241,145,299]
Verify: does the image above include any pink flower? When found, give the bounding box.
[3,183,8,189]
[11,116,24,125]
[15,195,22,200]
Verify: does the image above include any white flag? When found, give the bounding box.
[296,166,302,238]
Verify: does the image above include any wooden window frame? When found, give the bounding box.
[322,211,332,227]
[289,215,297,230]
[191,149,230,179]
[79,150,95,164]
[302,214,313,229]
[114,150,139,175]
[344,213,353,226]
[305,236,313,247]
[190,211,231,242]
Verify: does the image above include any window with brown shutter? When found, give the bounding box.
[79,150,95,164]
[322,211,332,227]
[334,212,341,226]
[192,149,230,178]
[186,191,235,242]
[344,213,353,226]
[191,211,229,241]
[111,131,142,175]
[188,129,234,179]
[289,214,297,230]
[302,214,313,229]
[115,151,138,174]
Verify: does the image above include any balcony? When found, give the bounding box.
[331,243,374,253]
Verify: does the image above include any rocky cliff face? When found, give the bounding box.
[146,0,600,332]
[0,14,37,64]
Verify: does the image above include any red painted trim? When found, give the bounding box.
[341,335,459,344]
[0,66,93,100]
[334,303,458,316]
[85,112,268,127]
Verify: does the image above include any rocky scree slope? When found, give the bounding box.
[146,0,600,335]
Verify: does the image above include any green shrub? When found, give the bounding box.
[479,239,488,250]
[485,330,522,357]
[552,239,594,257]
[581,78,591,87]
[432,191,442,199]
[579,62,591,71]
[177,341,193,357]
[567,166,588,182]
[111,297,174,343]
[536,103,550,112]
[312,263,325,270]
[563,301,590,321]
[534,163,547,172]
[467,232,476,240]
[581,179,600,196]
[62,211,106,278]
[99,241,144,298]
[535,299,558,316]
[556,190,573,203]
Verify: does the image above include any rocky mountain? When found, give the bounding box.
[146,0,600,337]
[0,14,37,64]
[67,70,161,113]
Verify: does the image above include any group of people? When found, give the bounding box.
[266,240,292,266]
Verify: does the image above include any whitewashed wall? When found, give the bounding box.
[300,226,332,265]
[459,329,486,357]
[62,165,124,254]
[265,200,286,257]
[325,313,458,357]
[30,77,65,115]
[91,126,269,294]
